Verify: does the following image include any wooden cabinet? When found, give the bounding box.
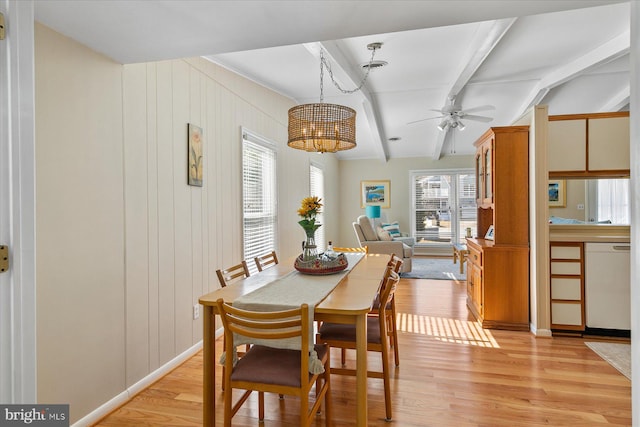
[466,126,530,331]
[548,112,629,178]
[550,242,585,332]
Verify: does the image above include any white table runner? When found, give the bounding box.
[224,253,365,372]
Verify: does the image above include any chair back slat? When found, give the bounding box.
[216,260,250,287]
[388,253,403,273]
[254,250,279,272]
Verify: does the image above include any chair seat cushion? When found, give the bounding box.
[231,344,328,387]
[318,317,381,344]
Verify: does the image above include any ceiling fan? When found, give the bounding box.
[409,98,495,131]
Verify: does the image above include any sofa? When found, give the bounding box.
[352,215,413,272]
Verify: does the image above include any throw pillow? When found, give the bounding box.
[357,215,379,241]
[376,226,393,241]
[381,221,402,238]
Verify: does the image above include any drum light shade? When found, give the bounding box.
[287,103,356,153]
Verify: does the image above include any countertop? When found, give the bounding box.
[549,224,630,243]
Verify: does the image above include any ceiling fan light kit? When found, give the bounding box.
[287,43,383,153]
[411,97,494,133]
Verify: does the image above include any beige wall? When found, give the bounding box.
[549,180,587,221]
[34,23,339,423]
[337,156,474,248]
[35,24,126,418]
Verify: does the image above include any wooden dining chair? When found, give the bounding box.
[216,260,250,288]
[336,254,402,368]
[215,299,332,427]
[371,254,403,366]
[316,268,400,422]
[215,260,252,391]
[253,250,279,272]
[332,245,368,253]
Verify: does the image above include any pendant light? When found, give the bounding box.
[287,43,382,153]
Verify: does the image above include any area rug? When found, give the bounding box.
[585,342,631,380]
[400,257,466,281]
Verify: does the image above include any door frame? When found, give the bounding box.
[0,0,37,403]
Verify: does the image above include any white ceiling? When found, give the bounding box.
[34,0,631,161]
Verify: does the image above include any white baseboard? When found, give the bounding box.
[530,324,553,337]
[71,341,205,427]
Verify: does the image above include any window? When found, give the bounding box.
[411,170,476,246]
[586,178,630,224]
[310,163,325,251]
[242,131,277,273]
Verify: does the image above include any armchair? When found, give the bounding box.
[352,215,413,272]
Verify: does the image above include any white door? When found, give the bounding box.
[0,1,37,403]
[0,1,11,403]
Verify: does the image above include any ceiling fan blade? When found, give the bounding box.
[407,115,445,125]
[461,105,495,114]
[462,114,493,122]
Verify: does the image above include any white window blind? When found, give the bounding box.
[310,163,326,251]
[242,133,277,273]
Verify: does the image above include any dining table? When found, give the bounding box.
[198,252,390,427]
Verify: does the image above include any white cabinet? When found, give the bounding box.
[550,242,584,331]
[585,243,631,330]
[548,113,629,177]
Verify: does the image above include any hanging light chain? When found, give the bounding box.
[318,43,380,101]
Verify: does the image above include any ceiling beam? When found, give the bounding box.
[303,41,389,162]
[599,85,630,112]
[433,18,517,160]
[512,30,630,121]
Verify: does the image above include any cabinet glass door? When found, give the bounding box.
[475,154,482,201]
[483,146,492,202]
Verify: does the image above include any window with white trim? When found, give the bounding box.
[242,131,277,273]
[310,163,326,251]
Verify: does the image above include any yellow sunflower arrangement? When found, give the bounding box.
[297,196,323,234]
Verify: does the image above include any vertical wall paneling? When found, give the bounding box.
[171,60,193,353]
[155,60,176,365]
[123,63,151,386]
[146,63,160,371]
[205,79,218,295]
[189,66,204,343]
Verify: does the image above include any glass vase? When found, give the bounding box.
[302,227,318,261]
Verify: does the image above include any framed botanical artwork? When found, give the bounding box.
[188,123,203,187]
[548,179,566,207]
[361,180,390,208]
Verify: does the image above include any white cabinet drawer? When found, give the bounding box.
[551,302,582,326]
[551,246,581,260]
[551,278,582,300]
[551,261,581,276]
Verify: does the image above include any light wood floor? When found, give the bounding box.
[95,277,631,426]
